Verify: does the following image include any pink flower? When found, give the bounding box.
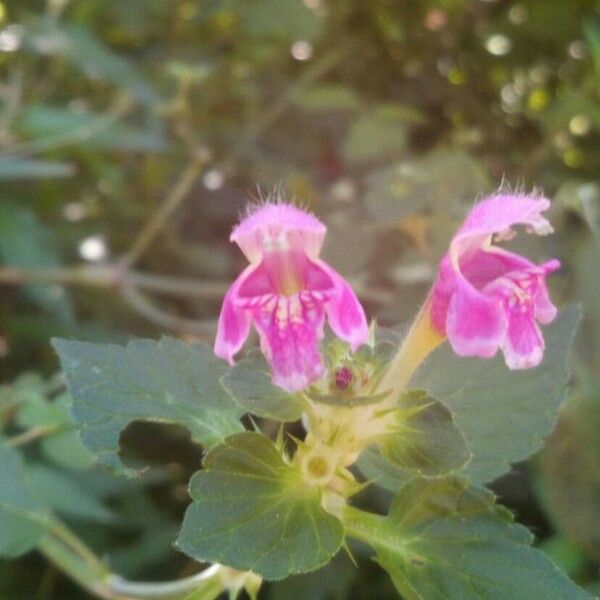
[215,202,369,392]
[430,193,560,369]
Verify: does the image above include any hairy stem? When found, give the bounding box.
[378,295,445,400]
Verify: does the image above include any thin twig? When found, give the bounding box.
[0,266,228,298]
[243,44,353,144]
[119,153,208,269]
[0,68,23,147]
[120,286,216,336]
[7,424,62,448]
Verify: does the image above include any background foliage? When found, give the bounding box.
[0,0,599,598]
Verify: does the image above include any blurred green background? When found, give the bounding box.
[0,0,599,598]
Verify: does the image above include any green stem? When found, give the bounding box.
[39,515,107,573]
[37,515,226,600]
[342,505,385,546]
[107,566,224,599]
[7,425,62,448]
[37,534,115,600]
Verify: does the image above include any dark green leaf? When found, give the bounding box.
[344,105,408,163]
[177,432,344,580]
[222,352,305,421]
[240,0,320,41]
[24,20,158,105]
[541,382,600,561]
[364,150,490,225]
[295,85,361,113]
[0,157,75,180]
[52,337,244,474]
[0,441,44,557]
[26,465,115,524]
[410,306,581,484]
[15,383,94,470]
[0,204,74,325]
[379,391,470,477]
[344,477,591,600]
[17,104,167,153]
[356,447,414,493]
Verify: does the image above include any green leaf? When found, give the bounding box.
[52,337,244,475]
[364,150,491,224]
[584,19,600,75]
[0,204,74,325]
[357,447,414,493]
[24,20,158,105]
[344,105,408,163]
[0,157,75,180]
[378,391,470,478]
[295,85,361,113]
[222,352,305,421]
[0,441,44,557]
[15,383,95,470]
[541,381,600,562]
[240,0,320,42]
[16,104,168,153]
[177,432,344,580]
[344,477,592,600]
[356,391,470,493]
[26,465,115,524]
[410,306,581,484]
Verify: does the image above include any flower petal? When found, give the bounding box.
[460,246,535,290]
[460,193,553,238]
[501,306,544,369]
[446,275,506,358]
[534,260,560,324]
[214,266,253,364]
[451,193,553,263]
[231,202,326,262]
[319,262,369,351]
[253,294,326,392]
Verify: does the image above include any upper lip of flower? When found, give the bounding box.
[230,202,327,263]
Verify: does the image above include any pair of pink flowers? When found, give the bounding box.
[215,193,559,392]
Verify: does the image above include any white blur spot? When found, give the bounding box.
[436,56,452,76]
[291,40,313,61]
[568,40,586,60]
[330,178,356,203]
[203,169,224,191]
[508,5,528,25]
[79,235,107,262]
[500,84,519,105]
[303,0,319,7]
[485,34,512,56]
[62,202,86,222]
[395,263,435,284]
[0,25,22,52]
[569,114,591,137]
